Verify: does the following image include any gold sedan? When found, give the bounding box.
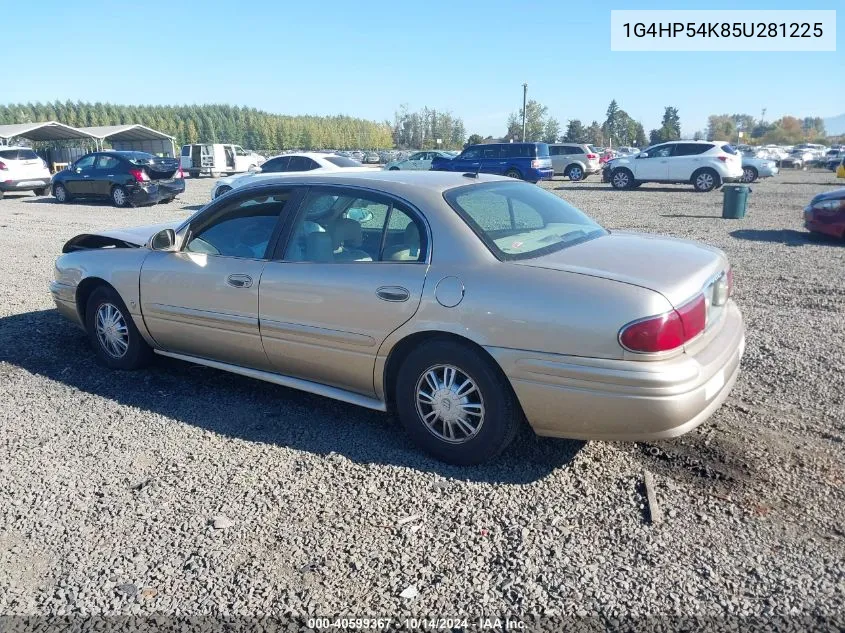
[51,171,744,465]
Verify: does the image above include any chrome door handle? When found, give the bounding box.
[376,286,410,302]
[226,274,253,288]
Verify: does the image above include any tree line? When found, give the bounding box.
[391,105,466,150]
[496,99,675,148]
[703,113,827,145]
[0,101,395,150]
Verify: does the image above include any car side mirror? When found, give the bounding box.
[636,152,648,159]
[151,228,176,251]
[75,167,83,173]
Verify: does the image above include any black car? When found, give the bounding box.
[52,151,185,207]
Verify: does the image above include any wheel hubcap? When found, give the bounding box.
[56,187,65,201]
[114,189,126,205]
[613,172,628,187]
[95,303,129,358]
[415,364,484,444]
[571,168,582,180]
[697,173,714,189]
[743,168,753,182]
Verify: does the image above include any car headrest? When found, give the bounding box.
[404,222,420,248]
[333,218,363,248]
[305,231,333,262]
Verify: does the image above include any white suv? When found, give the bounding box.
[604,141,743,192]
[0,146,52,199]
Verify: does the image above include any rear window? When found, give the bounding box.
[443,181,606,261]
[325,156,363,167]
[0,149,39,160]
[721,144,738,155]
[535,143,549,157]
[181,146,190,156]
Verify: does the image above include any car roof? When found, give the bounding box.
[234,169,510,196]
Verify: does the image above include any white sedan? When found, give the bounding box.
[211,152,370,199]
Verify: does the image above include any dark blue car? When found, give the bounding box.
[430,142,554,183]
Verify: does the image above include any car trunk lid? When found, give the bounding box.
[511,231,728,309]
[131,156,180,180]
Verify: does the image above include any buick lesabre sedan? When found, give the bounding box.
[50,171,745,465]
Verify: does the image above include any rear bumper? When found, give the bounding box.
[488,301,745,441]
[128,179,185,205]
[527,168,554,183]
[0,176,52,191]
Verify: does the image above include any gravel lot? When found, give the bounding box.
[1,171,843,627]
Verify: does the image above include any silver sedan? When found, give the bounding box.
[51,171,744,465]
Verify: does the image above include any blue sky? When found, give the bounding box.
[4,1,842,137]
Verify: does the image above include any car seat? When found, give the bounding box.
[332,218,372,261]
[384,222,421,261]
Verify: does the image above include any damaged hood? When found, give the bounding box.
[62,222,181,252]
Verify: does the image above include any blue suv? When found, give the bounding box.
[430,142,553,183]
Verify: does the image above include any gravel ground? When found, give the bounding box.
[0,171,843,628]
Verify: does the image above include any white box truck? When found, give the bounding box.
[180,144,265,178]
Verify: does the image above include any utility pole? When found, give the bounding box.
[521,83,528,142]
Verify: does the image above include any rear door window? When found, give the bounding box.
[261,156,290,172]
[95,155,121,170]
[461,148,482,160]
[674,143,712,156]
[721,144,738,155]
[481,146,500,159]
[535,143,550,157]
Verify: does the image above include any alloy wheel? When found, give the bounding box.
[612,171,629,188]
[95,303,129,359]
[696,172,715,190]
[113,188,127,206]
[570,167,583,180]
[415,364,485,444]
[55,186,66,202]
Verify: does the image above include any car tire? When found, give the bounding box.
[215,185,232,198]
[34,187,49,196]
[504,169,522,180]
[692,168,720,192]
[389,166,400,171]
[395,339,522,465]
[0,190,4,200]
[742,166,758,183]
[111,185,130,207]
[53,183,71,203]
[190,170,200,178]
[610,168,634,189]
[566,165,584,181]
[631,181,643,188]
[85,286,152,370]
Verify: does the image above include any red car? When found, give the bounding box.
[804,188,845,239]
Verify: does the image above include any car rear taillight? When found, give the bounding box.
[175,166,185,179]
[0,161,7,171]
[717,156,729,162]
[129,168,150,182]
[586,153,598,160]
[619,294,707,353]
[531,159,540,169]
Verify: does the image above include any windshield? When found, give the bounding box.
[325,156,362,167]
[443,181,606,261]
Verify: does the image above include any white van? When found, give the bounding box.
[180,144,264,178]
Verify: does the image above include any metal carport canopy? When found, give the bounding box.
[76,124,174,143]
[0,121,97,142]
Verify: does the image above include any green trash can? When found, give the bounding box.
[722,184,751,219]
